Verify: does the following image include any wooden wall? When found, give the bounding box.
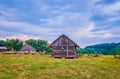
[51,35,77,58]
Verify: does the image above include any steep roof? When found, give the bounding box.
[50,34,80,47]
[20,45,36,51]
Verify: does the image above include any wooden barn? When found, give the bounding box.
[20,45,36,53]
[0,46,7,52]
[50,34,80,58]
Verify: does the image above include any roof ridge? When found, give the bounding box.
[50,34,80,47]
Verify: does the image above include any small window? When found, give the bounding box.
[61,47,64,50]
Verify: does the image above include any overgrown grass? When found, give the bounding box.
[0,53,120,79]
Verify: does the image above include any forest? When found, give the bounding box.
[0,39,120,55]
[0,39,52,53]
[77,43,120,55]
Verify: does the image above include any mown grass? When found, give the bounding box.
[0,53,120,79]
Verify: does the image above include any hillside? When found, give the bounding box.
[77,43,120,55]
[86,43,120,50]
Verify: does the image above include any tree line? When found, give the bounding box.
[77,43,120,55]
[0,39,52,53]
[1,39,120,55]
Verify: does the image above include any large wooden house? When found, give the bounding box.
[50,34,80,58]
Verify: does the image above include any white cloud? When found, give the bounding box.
[39,11,92,28]
[103,1,120,15]
[106,16,120,22]
[0,20,52,35]
[0,0,119,47]
[0,34,41,41]
[0,9,15,17]
[31,0,50,12]
[95,1,120,16]
[70,22,117,39]
[0,6,23,21]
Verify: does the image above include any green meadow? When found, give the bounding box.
[0,54,120,79]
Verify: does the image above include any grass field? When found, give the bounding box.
[0,54,120,79]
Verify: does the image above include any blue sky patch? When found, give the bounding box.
[0,0,120,47]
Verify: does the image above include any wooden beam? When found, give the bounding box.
[66,39,68,57]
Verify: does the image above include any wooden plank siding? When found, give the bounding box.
[50,34,80,58]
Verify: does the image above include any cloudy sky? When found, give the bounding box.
[0,0,120,47]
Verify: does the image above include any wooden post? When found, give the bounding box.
[74,46,76,58]
[66,39,68,58]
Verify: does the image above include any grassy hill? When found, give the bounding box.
[0,54,120,79]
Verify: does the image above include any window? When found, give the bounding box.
[61,47,64,50]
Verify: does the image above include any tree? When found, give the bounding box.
[100,49,109,55]
[36,40,52,53]
[85,43,120,55]
[109,48,115,55]
[4,39,23,51]
[0,40,5,46]
[114,45,120,55]
[26,39,37,49]
[76,48,87,54]
[85,48,96,54]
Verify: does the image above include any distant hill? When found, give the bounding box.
[85,43,120,50]
[77,43,120,55]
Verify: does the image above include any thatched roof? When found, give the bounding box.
[0,46,7,50]
[20,45,36,51]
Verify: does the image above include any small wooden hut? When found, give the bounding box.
[50,34,80,58]
[20,45,36,53]
[0,46,7,52]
